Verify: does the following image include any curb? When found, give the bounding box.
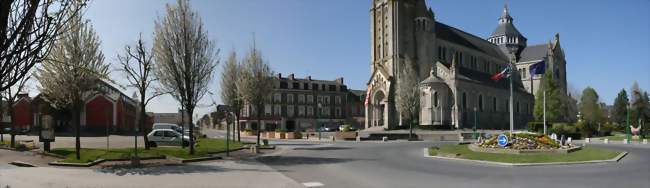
[9,161,37,167]
[49,156,167,167]
[423,148,628,167]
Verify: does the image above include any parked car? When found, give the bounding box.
[146,129,190,147]
[152,123,190,135]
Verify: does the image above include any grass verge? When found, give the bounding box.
[428,144,622,163]
[51,138,245,163]
[600,134,643,141]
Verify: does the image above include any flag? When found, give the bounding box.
[529,60,546,75]
[364,85,373,107]
[490,66,511,81]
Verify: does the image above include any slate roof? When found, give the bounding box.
[518,44,547,62]
[420,74,445,85]
[490,22,523,38]
[435,22,508,60]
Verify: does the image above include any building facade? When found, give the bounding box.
[7,80,152,134]
[239,73,363,131]
[366,0,568,130]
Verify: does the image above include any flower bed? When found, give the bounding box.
[479,133,562,150]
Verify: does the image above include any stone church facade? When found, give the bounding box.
[365,0,568,130]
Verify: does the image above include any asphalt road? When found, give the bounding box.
[258,141,650,188]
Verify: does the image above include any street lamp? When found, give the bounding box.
[473,107,478,139]
[317,102,322,140]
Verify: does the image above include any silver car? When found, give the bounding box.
[147,129,190,147]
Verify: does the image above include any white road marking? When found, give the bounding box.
[302,182,324,187]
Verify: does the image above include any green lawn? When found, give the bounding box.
[600,134,643,141]
[428,144,622,163]
[50,139,245,163]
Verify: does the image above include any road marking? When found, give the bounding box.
[302,182,324,187]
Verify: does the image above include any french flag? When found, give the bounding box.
[490,66,511,81]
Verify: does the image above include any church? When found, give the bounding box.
[365,0,568,130]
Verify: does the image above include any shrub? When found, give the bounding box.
[575,121,596,138]
[527,122,544,133]
[15,144,28,151]
[550,123,575,136]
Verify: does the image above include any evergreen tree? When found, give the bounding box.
[533,71,566,123]
[612,89,629,124]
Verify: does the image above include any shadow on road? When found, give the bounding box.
[95,163,281,176]
[292,146,352,151]
[256,156,360,166]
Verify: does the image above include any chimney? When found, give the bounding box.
[289,73,295,80]
[336,77,344,84]
[306,76,312,81]
[277,73,282,79]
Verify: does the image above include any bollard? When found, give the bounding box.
[643,139,648,144]
[382,136,388,142]
[459,136,464,143]
[623,139,629,144]
[356,136,361,142]
[330,136,335,142]
[604,138,609,144]
[585,138,590,143]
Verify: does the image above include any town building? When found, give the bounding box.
[239,73,364,131]
[2,80,152,135]
[366,0,568,130]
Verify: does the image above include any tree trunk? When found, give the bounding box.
[73,104,81,160]
[140,101,149,150]
[9,102,15,148]
[256,109,261,146]
[188,108,195,155]
[236,113,240,142]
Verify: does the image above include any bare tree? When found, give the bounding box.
[153,0,218,155]
[220,50,242,142]
[118,34,163,150]
[237,43,274,147]
[2,72,29,147]
[395,56,420,140]
[34,13,109,160]
[1,0,87,92]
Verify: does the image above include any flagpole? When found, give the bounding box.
[509,66,514,135]
[543,89,547,135]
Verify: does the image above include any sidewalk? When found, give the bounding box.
[0,159,303,188]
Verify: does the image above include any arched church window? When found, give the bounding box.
[462,92,467,110]
[434,92,439,107]
[478,95,483,112]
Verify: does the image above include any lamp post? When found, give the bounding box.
[626,105,631,144]
[473,107,478,139]
[317,102,322,140]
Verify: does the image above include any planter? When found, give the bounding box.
[266,132,275,138]
[286,132,298,139]
[335,132,358,140]
[275,132,286,139]
[242,130,257,136]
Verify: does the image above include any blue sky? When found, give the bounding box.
[63,0,649,117]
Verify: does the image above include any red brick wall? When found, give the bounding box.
[85,95,113,128]
[12,98,32,129]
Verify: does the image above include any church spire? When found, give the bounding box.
[499,4,513,24]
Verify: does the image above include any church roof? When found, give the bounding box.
[518,44,547,62]
[490,22,523,38]
[420,75,445,85]
[435,22,508,60]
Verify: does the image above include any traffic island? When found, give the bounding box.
[425,144,626,166]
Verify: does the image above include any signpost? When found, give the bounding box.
[39,114,55,152]
[497,134,508,147]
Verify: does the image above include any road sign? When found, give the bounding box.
[497,134,508,147]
